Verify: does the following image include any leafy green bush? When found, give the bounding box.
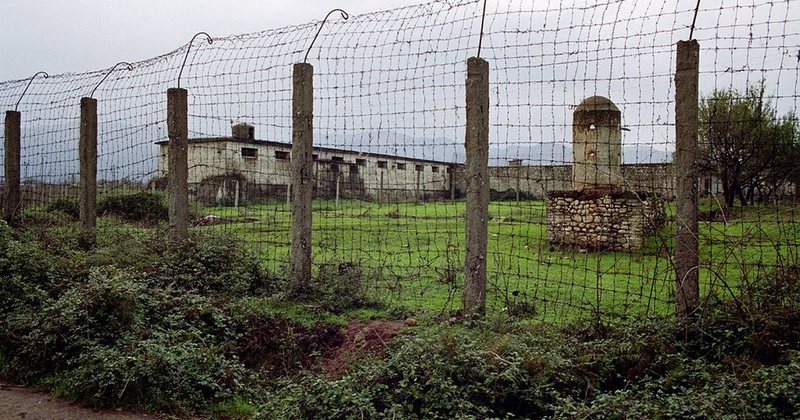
[45,198,80,220]
[0,225,283,415]
[97,191,168,223]
[288,261,381,313]
[261,264,800,418]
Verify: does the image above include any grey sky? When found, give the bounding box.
[0,0,796,180]
[0,0,425,81]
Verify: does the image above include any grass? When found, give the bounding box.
[199,198,800,322]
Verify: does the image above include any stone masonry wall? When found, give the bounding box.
[546,191,664,251]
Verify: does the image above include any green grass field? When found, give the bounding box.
[199,198,800,322]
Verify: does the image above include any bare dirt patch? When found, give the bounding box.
[323,320,410,378]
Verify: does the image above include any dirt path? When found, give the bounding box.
[0,384,156,420]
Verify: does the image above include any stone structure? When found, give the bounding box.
[546,96,665,251]
[573,96,622,191]
[546,190,664,251]
[156,123,462,205]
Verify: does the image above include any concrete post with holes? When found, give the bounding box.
[79,97,98,245]
[675,40,700,318]
[167,88,189,242]
[291,63,314,293]
[463,57,490,316]
[3,111,21,223]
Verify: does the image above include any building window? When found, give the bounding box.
[312,154,319,161]
[356,158,367,166]
[349,164,359,174]
[432,166,439,173]
[415,164,424,172]
[331,163,339,173]
[446,166,453,173]
[396,163,406,170]
[241,147,258,158]
[331,156,344,163]
[275,150,290,160]
[377,160,388,169]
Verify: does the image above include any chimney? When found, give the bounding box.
[232,123,255,141]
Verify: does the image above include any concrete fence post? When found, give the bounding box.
[167,88,189,242]
[3,111,21,223]
[79,97,98,245]
[463,57,490,316]
[674,40,700,318]
[291,62,314,293]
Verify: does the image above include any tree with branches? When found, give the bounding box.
[699,82,799,207]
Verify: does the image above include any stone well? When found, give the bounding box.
[546,96,665,251]
[546,190,664,251]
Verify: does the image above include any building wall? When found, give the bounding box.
[158,140,459,204]
[489,163,676,198]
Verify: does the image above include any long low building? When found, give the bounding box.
[156,123,462,205]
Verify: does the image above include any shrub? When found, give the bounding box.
[290,261,381,313]
[97,191,168,223]
[47,332,253,413]
[260,265,800,419]
[0,225,280,415]
[153,231,274,296]
[46,198,80,220]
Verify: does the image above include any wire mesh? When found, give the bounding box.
[0,0,797,322]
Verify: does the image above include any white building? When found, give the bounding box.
[156,123,461,205]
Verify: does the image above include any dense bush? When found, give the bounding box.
[97,191,168,223]
[261,267,800,419]
[45,198,80,220]
[0,224,297,415]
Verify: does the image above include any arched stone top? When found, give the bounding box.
[574,96,619,113]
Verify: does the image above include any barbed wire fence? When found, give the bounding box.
[1,0,798,322]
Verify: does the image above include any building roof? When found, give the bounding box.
[156,136,460,166]
[574,96,620,112]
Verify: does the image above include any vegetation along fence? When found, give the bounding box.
[1,0,798,322]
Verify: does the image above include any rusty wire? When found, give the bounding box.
[14,71,48,111]
[177,32,213,89]
[303,9,349,63]
[89,62,134,98]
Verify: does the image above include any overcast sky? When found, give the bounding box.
[0,0,426,81]
[0,0,796,178]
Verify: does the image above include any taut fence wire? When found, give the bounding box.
[1,0,798,322]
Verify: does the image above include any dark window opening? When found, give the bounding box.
[349,165,359,174]
[331,164,339,173]
[396,163,406,170]
[248,126,255,140]
[415,164,424,172]
[356,158,367,166]
[432,166,439,173]
[241,147,258,158]
[275,150,290,160]
[331,156,344,163]
[377,160,388,169]
[312,154,319,161]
